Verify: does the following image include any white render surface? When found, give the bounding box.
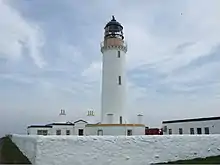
[11,135,38,163]
[85,125,145,136]
[12,134,220,165]
[101,48,126,124]
[163,119,220,135]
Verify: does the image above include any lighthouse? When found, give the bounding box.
[100,16,127,124]
[27,16,146,136]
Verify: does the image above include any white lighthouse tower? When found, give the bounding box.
[100,16,127,124]
[26,16,146,136]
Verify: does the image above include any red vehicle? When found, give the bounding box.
[145,127,163,135]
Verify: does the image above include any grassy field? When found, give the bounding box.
[157,155,220,164]
[0,135,31,164]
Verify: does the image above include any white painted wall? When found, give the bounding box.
[12,134,220,165]
[85,126,145,136]
[11,135,38,164]
[101,47,127,124]
[163,119,220,135]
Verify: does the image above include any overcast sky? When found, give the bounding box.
[0,0,220,136]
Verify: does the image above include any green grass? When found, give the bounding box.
[157,155,220,164]
[0,135,31,164]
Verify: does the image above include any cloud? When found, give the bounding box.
[0,73,34,84]
[0,0,45,68]
[81,61,102,83]
[1,0,220,136]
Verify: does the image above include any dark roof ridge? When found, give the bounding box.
[162,116,220,124]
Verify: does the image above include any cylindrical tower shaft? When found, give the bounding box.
[100,16,127,124]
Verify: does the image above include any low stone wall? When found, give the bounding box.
[12,134,220,165]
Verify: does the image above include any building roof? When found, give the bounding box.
[46,122,75,126]
[162,116,220,124]
[73,119,88,124]
[27,125,52,128]
[146,128,161,130]
[104,16,123,29]
[86,124,145,127]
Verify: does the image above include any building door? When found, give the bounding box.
[66,130,70,135]
[179,128,183,135]
[204,127,209,134]
[97,130,103,136]
[190,128,195,134]
[78,129,84,136]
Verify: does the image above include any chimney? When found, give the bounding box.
[137,114,143,124]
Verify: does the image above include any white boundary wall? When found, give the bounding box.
[11,135,38,163]
[12,134,220,165]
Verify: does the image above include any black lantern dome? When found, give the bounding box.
[104,16,124,40]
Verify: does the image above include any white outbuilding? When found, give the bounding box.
[27,109,145,136]
[162,116,220,135]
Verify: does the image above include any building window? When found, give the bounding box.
[78,129,84,136]
[197,128,202,134]
[179,128,183,135]
[163,126,167,133]
[37,130,42,135]
[118,51,120,58]
[204,127,209,134]
[127,130,132,136]
[97,130,103,136]
[37,130,48,136]
[190,128,194,134]
[56,130,61,135]
[168,129,172,135]
[118,76,121,85]
[42,130,48,136]
[66,130,70,135]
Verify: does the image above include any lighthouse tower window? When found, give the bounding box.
[119,116,123,124]
[118,76,121,85]
[118,51,120,58]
